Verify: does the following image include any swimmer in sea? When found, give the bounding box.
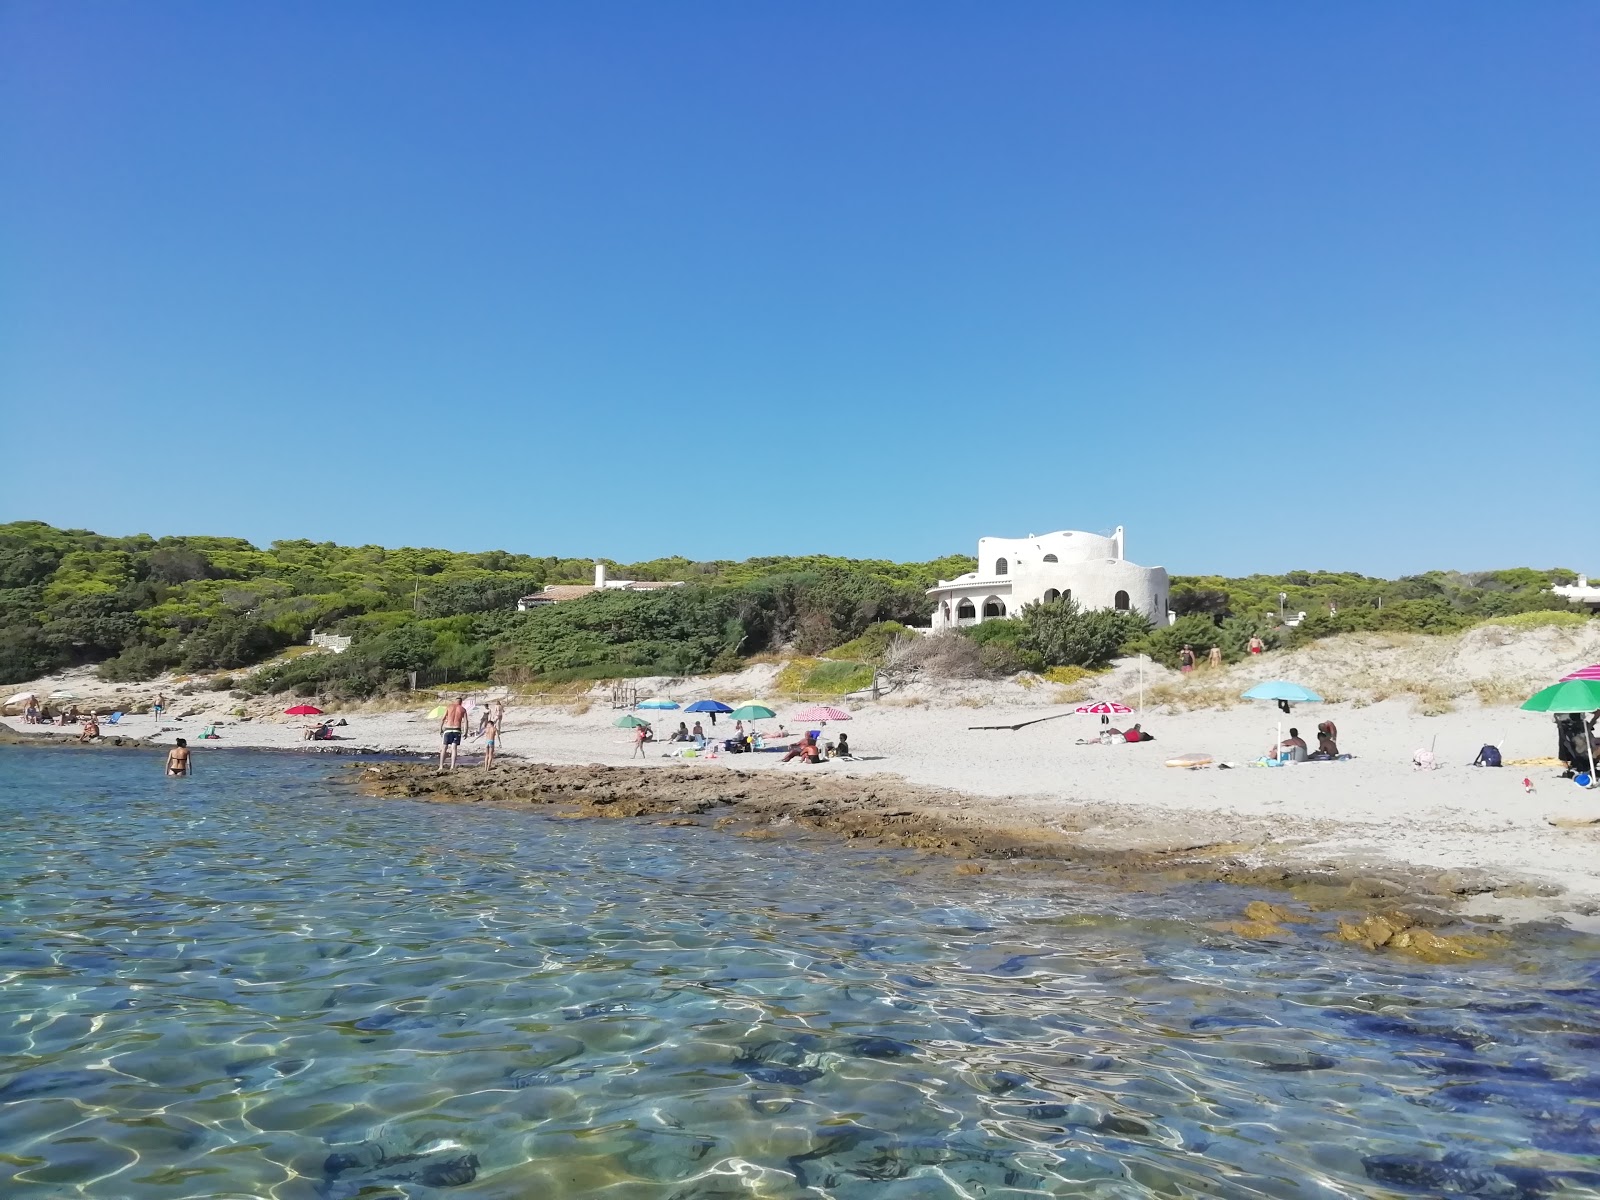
[165,737,192,776]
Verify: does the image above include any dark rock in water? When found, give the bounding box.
[0,1068,112,1100]
[321,1140,479,1198]
[992,954,1044,975]
[506,1068,593,1089]
[1263,1053,1339,1072]
[1344,1013,1493,1050]
[733,1035,824,1068]
[849,1036,918,1059]
[1401,1055,1556,1081]
[978,1070,1029,1095]
[563,1001,632,1020]
[1190,1007,1278,1031]
[1362,1152,1600,1198]
[745,1066,822,1086]
[1094,1115,1152,1137]
[417,1154,479,1187]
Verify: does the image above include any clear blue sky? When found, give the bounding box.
[3,2,1595,576]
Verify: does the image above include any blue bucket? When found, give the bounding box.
[1575,773,1592,788]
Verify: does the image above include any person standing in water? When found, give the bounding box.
[165,738,192,776]
[438,697,468,770]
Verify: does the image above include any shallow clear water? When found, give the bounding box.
[2,747,1599,1199]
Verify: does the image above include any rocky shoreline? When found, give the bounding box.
[353,760,1568,960]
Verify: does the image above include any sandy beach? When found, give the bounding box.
[7,622,1600,917]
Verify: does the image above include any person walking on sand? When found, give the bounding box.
[1207,645,1223,669]
[1179,645,1196,673]
[632,723,649,759]
[153,693,166,724]
[438,697,468,770]
[165,738,192,776]
[478,712,500,767]
[1248,635,1264,656]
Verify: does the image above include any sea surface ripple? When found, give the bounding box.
[1,746,1598,1199]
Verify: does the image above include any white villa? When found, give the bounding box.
[927,526,1169,630]
[516,561,684,611]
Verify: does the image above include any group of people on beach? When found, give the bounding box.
[438,696,503,770]
[1178,637,1266,673]
[1269,720,1340,762]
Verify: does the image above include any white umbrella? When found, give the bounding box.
[6,692,37,706]
[49,690,78,700]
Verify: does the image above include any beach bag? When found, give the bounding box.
[1475,745,1502,768]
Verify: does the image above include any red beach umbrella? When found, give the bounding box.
[284,705,323,716]
[1074,700,1133,715]
[792,705,851,723]
[1560,664,1600,681]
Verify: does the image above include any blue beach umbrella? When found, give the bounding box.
[684,700,733,714]
[1240,681,1324,704]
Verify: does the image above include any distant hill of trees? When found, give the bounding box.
[0,520,1588,691]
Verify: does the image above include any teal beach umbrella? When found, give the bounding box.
[1522,679,1600,785]
[728,704,776,722]
[615,713,652,728]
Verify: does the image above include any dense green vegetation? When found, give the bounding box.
[0,521,963,694]
[0,520,1589,691]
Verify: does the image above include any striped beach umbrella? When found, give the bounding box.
[1074,700,1133,715]
[1559,664,1600,681]
[792,705,851,723]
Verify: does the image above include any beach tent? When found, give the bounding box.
[1521,678,1600,786]
[1241,681,1324,761]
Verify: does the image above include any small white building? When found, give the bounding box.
[1552,575,1600,611]
[927,526,1169,630]
[516,561,684,611]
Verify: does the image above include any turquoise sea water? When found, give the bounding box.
[2,746,1599,1199]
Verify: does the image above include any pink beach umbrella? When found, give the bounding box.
[1560,664,1600,682]
[1074,700,1133,715]
[792,705,852,724]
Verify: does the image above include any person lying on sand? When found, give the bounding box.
[781,735,822,764]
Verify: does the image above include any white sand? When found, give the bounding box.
[6,621,1600,910]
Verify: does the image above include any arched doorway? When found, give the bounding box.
[1114,590,1130,611]
[982,597,1007,619]
[1042,588,1061,603]
[956,599,976,622]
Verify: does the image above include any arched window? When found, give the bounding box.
[956,599,976,620]
[982,597,1006,618]
[1042,554,1058,563]
[994,558,1009,576]
[1042,588,1061,603]
[1114,590,1130,611]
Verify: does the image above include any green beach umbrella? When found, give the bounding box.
[728,704,776,722]
[615,713,652,728]
[1522,679,1600,785]
[426,705,447,719]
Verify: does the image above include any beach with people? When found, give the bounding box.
[8,616,1600,917]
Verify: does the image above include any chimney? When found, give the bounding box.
[594,560,607,588]
[1112,526,1125,560]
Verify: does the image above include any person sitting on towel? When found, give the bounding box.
[1122,723,1149,743]
[781,735,821,764]
[1271,728,1308,759]
[1316,723,1339,757]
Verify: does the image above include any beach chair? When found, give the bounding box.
[107,712,122,725]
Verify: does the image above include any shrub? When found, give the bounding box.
[1130,614,1229,669]
[1017,599,1148,669]
[1476,610,1590,630]
[824,622,914,663]
[775,657,875,695]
